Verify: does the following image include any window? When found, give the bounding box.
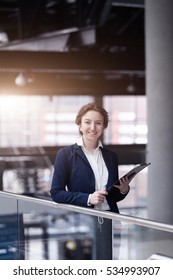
[104,96,147,144]
[0,95,93,146]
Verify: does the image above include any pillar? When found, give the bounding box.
[145,0,173,223]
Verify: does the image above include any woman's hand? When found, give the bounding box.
[114,175,134,194]
[89,190,108,206]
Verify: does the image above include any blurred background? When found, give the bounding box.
[0,0,173,261]
[0,0,146,210]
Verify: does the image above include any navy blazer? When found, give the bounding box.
[50,143,129,213]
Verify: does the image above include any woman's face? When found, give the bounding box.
[79,110,105,142]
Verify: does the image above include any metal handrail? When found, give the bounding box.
[1,190,173,233]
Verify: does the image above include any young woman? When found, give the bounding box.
[50,102,133,259]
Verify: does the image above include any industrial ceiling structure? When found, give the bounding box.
[0,0,145,95]
[0,0,146,191]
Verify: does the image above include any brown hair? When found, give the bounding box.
[75,102,109,128]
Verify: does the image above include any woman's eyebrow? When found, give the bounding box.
[84,118,103,122]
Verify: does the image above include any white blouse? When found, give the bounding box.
[77,137,110,210]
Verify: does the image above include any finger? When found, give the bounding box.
[99,190,107,195]
[113,185,120,190]
[119,178,126,185]
[121,176,128,182]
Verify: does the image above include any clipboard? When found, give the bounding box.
[107,162,151,193]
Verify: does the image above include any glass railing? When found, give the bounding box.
[0,191,173,260]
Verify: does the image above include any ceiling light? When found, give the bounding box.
[0,32,9,45]
[15,73,27,87]
[126,83,136,93]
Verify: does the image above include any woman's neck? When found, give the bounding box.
[82,138,98,153]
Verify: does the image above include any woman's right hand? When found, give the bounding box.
[89,190,108,206]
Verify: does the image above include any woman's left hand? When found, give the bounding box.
[114,175,134,194]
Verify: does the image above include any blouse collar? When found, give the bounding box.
[76,136,103,152]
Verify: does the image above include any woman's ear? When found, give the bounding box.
[79,128,83,134]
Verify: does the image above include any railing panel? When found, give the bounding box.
[0,191,173,260]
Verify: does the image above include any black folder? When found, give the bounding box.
[107,162,151,193]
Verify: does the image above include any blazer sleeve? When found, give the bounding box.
[50,148,90,207]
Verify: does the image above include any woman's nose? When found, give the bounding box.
[90,122,95,130]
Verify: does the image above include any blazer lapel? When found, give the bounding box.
[74,144,91,167]
[74,144,95,187]
[101,147,115,188]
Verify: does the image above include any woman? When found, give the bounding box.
[50,102,132,259]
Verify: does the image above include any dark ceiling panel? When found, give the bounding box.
[0,0,145,95]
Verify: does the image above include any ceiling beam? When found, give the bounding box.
[0,50,144,71]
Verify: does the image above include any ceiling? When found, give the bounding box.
[0,0,145,95]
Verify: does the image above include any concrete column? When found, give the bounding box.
[145,0,173,223]
[0,161,5,191]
